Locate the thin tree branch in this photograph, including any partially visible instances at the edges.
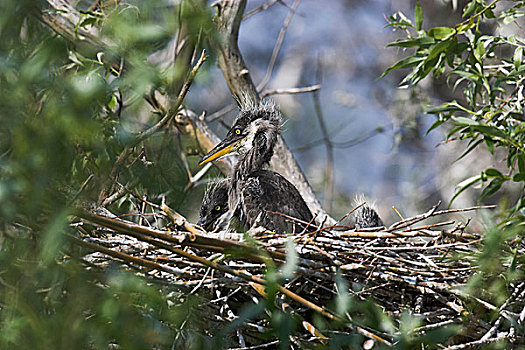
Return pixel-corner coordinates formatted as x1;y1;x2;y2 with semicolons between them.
243;0;280;19
313;56;334;213
260;84;321;98
256;0;301;91
211;0;333;223
136;50;207;144
70;234;190;277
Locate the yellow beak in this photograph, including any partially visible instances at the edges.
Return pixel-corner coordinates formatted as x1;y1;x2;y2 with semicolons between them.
199;139;242;165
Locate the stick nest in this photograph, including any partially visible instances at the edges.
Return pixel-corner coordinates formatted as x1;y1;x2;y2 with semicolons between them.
73;203;524;348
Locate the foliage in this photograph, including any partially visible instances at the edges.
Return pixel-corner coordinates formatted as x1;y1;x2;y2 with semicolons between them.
384;0;525;215
0;0;524;348
383;0;525;346
0;0;214;348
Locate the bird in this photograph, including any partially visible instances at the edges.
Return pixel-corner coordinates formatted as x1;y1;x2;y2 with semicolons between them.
197;178;231;232
199;100;314;233
353;196;384;229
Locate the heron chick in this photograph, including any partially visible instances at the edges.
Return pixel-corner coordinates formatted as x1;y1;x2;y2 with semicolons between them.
353;196;384;229
200;100;313;233
198;178;230;232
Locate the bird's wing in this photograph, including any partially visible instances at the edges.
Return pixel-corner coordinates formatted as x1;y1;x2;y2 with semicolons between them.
241;170;313;232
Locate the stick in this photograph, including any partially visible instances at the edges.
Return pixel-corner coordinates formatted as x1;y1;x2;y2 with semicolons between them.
69;235;190;278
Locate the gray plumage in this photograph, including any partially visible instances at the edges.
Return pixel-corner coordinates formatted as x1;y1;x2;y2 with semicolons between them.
198;179;230;232
200;100;313;233
353;197;384;229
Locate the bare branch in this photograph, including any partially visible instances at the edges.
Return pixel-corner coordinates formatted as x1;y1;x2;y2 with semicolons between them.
136;50;207;144
312;57;334;212
211;0;333;224
260;84;321;98
256;0;301;91
243;0;280;19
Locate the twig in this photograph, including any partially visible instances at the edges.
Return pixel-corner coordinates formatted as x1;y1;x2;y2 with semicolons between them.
356;239;482;251
256;0;301;91
264;210;321;231
292;127;382;153
336;201;366;225
243;0;290;20
388;203;495;231
401;220;455;232
227;340;280;349
392;206;404;220
260;84;321;98
69;235;189;277
443;332;508;350
206;103;237;122
136;50;207;144
313;55;334;213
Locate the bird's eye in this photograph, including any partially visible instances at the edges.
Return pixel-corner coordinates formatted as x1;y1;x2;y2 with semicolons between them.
235;129;241;135
214;205;221;211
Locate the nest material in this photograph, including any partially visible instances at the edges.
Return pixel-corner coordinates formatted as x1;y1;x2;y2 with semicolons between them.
73;203;524;348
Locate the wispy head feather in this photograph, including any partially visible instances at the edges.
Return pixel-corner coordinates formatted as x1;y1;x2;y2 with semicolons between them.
240;99;282;128
206;177;230;192
203;178;230;206
353;194;384;229
353;194;378;211
199;178;231;232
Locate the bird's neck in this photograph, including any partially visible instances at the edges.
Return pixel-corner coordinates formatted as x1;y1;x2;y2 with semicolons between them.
229;136;275;210
236;150;268;179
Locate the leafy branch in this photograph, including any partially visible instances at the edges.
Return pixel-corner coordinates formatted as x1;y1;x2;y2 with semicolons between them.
383;0;525;213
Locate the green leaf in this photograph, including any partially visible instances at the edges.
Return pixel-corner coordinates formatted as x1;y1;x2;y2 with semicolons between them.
484;168;503;178
513;46;523;70
335;273;351;316
471;125;507;139
426;119;445;134
40;210;68;265
379;56;426;78
428;26;456;40
108;94;118;110
456;138;482;161
80;17;98;28
455;42;469;55
509;65;525;77
518;153;525;174
386;36;434;48
427;101;460;114
485;137;494;154
385;11;415;29
446;125;467;140
484;8;496;19
479;177;504;201
426;39;453;62
452;116;479;126
448;175;481;207
463;1;477;18
513;173;525;182
415;1;423;31
501;9;525;25
280;239;298;278
474;40;486;61
457;17;475;33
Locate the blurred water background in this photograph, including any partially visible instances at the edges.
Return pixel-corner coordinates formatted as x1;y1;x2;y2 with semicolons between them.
187;0;470;224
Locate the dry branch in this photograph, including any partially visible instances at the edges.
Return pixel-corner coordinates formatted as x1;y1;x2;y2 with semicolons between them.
71;202;524;347
211;0;333;224
37;1;524;347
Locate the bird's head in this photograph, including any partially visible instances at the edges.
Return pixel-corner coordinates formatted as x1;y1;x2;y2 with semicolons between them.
197;178;230;231
199;100;281;165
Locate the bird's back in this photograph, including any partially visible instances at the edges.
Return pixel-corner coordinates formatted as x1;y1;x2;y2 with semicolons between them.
239;170;314;233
